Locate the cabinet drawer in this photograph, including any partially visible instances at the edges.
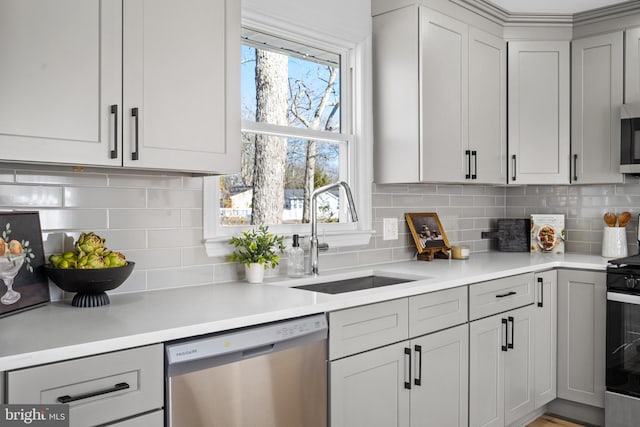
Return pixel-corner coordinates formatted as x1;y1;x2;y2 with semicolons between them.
329;298;408;360
469;273;534;320
7;344;163;427
409;286;468;337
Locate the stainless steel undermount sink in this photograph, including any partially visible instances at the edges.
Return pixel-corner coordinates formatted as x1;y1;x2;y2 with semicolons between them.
294;275;416;294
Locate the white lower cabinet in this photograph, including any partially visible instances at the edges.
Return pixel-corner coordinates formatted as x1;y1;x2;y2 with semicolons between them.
6;344;163;427
469;305;535;427
533;270;557;408
330;324;469;427
557;269;606;408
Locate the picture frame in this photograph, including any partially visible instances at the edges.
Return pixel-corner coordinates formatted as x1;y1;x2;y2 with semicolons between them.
405;212;450;260
0;211;49;318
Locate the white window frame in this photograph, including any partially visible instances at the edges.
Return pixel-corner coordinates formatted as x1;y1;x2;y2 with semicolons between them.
204;15;373;257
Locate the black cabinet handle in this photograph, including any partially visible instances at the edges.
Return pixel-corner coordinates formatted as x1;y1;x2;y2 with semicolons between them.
511;154;517;181
496;291;516;298
471;150;477;180
404;347;412;389
508;316;514;349
465;150;471;179
131;107;140;161
414;345;422;386
57;382;130;404
110;105;118;159
501;318;508;352
538;277;544;307
573;154;578;181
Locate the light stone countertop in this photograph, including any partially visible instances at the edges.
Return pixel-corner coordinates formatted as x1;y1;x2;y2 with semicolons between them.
0;251;611;371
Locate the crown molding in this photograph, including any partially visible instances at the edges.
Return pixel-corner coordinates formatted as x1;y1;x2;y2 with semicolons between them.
574;0;640;25
456;0;640;27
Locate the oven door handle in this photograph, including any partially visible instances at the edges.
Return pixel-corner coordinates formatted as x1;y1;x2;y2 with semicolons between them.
607;292;640;305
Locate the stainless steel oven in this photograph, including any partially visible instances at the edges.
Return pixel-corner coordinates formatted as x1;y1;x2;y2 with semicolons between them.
606;256;640;426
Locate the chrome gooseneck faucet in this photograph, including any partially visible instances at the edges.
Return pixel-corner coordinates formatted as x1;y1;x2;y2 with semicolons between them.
310;181;358;276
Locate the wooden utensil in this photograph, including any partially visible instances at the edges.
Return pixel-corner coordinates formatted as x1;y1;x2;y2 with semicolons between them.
604;212;617;227
618;211;632;228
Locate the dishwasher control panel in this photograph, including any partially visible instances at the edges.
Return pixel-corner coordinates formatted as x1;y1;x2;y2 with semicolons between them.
166;314;327;365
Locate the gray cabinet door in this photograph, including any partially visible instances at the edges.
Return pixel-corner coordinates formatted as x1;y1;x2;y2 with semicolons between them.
557;269;606;408
571;31;624;184
625;26;640;103
504;305;535;425
122;0;240;173
469;313;504;427
330;342;410;427
410;324;469;427
420;8;469;183
468;27;506;185
533;270;557;408
508;40;570;185
0;0;122;166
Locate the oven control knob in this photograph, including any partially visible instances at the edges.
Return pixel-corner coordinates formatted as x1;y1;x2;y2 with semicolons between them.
625;276;637;288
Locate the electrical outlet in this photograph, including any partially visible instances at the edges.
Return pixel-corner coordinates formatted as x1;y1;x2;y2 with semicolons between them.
383;218;398;240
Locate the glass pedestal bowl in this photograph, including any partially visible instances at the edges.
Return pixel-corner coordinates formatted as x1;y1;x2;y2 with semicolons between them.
0;253;26;305
44;262;135;307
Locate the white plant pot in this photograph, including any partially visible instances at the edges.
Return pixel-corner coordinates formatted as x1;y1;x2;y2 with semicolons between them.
244;263;265;284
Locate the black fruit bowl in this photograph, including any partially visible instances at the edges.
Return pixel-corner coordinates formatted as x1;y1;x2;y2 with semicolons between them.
44;262;135;307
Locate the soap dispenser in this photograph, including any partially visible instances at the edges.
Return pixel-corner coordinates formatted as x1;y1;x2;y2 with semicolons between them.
287;234;305;278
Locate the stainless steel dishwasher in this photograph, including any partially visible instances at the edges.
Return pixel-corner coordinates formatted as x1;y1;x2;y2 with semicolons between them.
165;314;328;427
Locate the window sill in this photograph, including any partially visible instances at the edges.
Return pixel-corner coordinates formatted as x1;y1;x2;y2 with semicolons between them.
204;229;375;258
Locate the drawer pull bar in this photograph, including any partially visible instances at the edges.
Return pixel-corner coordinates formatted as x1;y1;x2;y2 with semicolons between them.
131;107;140;161
404;347;412;390
414;345;422;386
537;277;544;307
57;382;130;404
110;104;118;159
508;316;514;349
495;291;516;298
501;318;508;352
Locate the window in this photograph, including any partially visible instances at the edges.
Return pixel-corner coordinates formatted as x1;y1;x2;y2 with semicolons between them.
204;22;372;255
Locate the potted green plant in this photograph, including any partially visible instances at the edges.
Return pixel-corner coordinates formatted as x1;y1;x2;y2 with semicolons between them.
229;226;286;283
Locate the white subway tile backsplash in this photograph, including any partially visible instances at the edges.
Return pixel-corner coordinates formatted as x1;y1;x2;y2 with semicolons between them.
64;187;146;208
0;169;15;183
109;209;181;229
0;185;62;207
182;246;213;266
39;209;108;230
95;229;148;251
108;174;183;188
147;188;202;209
17;171;108;186
181;209;203;227
147;266;214;290
124;248;182;269
148;228;202;248
3;161;638;295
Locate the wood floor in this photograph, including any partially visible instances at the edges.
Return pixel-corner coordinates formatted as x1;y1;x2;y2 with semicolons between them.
527;415;585;427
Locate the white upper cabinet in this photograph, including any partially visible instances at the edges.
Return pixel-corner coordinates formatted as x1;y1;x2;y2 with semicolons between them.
420;9;468;183
0;0;122;167
468;28;507;185
373;6;505;184
122;0;240;173
508;41;570;185
571;32;624;184
0;0;240;174
625;27;640;103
